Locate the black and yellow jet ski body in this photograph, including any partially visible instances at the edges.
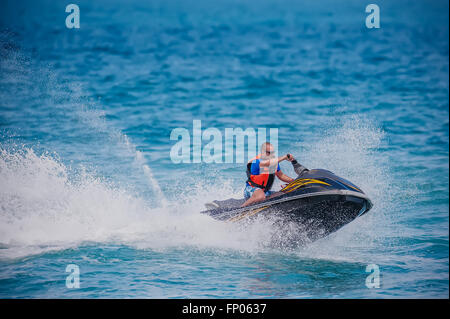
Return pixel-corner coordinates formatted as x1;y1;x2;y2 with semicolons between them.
201;169;373;243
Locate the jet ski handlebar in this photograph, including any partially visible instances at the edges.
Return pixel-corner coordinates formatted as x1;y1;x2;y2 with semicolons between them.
291;158;309;176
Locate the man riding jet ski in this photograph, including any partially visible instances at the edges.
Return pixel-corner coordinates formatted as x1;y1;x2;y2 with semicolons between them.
202;142;373;243
242;142;304;207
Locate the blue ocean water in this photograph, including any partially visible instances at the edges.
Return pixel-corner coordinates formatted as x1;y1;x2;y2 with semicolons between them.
0;0;448;298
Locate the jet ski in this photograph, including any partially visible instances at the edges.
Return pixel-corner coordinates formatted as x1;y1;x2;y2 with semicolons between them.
201;161;373;244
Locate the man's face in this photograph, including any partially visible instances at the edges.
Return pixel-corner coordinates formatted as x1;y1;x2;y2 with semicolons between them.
263;145;275;159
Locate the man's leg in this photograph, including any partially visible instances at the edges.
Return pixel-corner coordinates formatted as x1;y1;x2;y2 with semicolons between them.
241;188;266;207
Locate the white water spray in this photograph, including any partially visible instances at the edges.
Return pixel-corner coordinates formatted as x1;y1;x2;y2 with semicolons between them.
0;116;394;262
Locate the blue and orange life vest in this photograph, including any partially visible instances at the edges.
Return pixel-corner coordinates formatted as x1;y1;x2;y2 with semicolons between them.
246;154;280;191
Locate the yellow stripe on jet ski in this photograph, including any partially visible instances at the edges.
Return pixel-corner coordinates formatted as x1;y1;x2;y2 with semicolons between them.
227;206;269;223
341;183;362;192
281;179;331;193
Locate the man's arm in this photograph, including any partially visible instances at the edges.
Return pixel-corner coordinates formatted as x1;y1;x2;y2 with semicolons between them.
259;154;288;167
275;170;294;183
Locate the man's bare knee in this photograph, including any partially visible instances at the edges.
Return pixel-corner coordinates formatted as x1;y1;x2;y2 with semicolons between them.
253;190;266;201
241;189;266;207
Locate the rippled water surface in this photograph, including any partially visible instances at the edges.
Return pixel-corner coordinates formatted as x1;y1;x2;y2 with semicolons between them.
0;0;448;298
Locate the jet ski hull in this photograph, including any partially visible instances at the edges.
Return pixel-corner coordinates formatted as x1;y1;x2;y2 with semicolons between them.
201;169;373;244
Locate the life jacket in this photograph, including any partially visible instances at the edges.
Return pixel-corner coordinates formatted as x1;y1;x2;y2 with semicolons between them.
246;154;275;192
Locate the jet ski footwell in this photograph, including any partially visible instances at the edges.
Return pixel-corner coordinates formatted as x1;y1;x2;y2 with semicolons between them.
201;169;373;243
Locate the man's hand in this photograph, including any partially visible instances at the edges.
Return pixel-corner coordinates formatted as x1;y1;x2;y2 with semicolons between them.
286;154;296;162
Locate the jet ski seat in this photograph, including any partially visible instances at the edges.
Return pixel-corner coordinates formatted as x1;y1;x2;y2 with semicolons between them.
204;198;246;210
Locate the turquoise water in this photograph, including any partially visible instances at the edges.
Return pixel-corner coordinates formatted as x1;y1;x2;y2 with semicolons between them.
0;0;448;298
